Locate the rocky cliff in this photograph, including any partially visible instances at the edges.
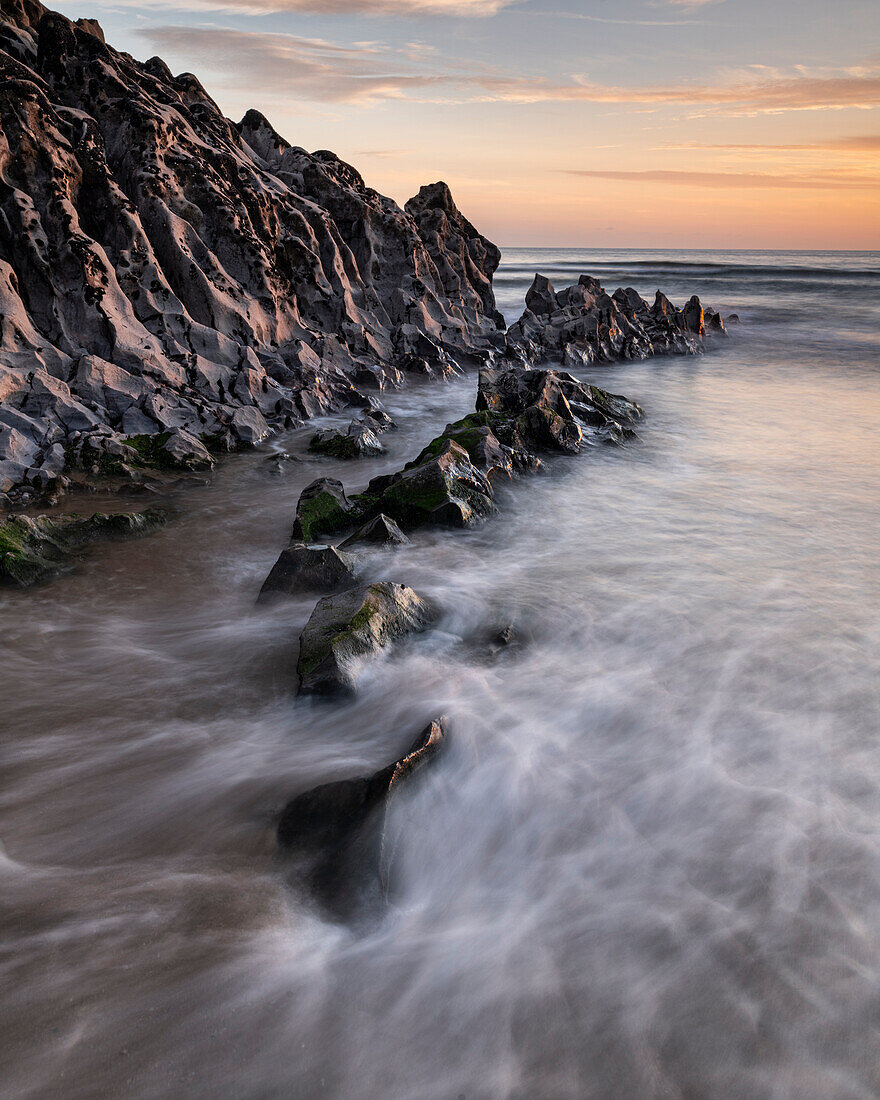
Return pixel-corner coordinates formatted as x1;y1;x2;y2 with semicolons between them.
0;3;503;501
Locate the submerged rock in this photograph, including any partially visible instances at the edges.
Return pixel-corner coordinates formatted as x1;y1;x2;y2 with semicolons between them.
296;581;438;696
277;716;448;920
258;544;357;603
0;506;167;587
308;423;384;460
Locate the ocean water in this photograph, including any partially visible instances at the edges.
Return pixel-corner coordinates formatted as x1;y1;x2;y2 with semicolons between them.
2;250;880;1099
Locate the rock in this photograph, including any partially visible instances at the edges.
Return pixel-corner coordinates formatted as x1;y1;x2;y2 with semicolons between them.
727;313;740;324
290;478;355;542
359;409;396;435
296;582;438;696
525;274;558;317
277;715;448;920
0;6;503;502
230;407;270;445
682;294;705;336
0;506;167;587
258;543;357;602
362;440;496;531
308;424;384;459
338;514;409;549
704;308;727;334
160;429;214;470
505;274;719;366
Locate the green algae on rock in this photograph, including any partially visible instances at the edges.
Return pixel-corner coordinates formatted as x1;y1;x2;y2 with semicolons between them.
296;582;438;696
0;507;168;587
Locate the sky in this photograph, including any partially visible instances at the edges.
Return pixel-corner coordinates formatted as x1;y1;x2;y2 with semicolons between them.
50;0;880;248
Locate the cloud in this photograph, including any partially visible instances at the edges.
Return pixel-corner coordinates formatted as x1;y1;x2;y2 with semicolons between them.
139;25;880;115
114;0;512;14
560;168;880;189
658;136;880;152
140;26;455;102
482;68;880;113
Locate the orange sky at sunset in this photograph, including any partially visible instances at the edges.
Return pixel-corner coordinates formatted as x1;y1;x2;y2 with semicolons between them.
51;0;880;247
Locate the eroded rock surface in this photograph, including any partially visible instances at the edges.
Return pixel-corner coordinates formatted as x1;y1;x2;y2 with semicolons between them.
0;4;502;503
506;274;726;367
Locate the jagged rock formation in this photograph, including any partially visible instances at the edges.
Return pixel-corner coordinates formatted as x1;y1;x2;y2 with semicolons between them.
280;365;644;551
505;275;726;368
0;4;502;502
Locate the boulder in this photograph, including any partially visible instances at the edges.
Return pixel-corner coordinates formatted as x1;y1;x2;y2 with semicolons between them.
338;514;410;549
363;440;496;531
308;424;384;459
277;715;448;919
258;544;357;602
296;582;438;696
291;478;355;542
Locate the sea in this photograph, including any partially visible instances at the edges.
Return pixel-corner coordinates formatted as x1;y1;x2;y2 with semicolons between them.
2;249;880;1098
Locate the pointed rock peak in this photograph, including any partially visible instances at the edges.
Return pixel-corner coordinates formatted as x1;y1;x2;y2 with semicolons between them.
525;274;558;317
74;18;104;43
405;181;456;215
237;108;289;151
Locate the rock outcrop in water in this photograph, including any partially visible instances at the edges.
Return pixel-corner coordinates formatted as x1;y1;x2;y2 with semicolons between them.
0;3;502;503
296;581;438;696
279;366;644;550
278;715;448;920
0;505;166;586
505;275;725;368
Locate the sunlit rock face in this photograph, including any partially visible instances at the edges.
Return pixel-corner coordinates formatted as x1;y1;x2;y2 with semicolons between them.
0;4;502;501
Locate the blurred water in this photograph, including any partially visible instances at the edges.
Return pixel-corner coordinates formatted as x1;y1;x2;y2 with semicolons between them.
2;250;880;1099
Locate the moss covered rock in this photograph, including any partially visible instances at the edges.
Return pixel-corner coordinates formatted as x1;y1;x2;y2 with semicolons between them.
363;440;496;531
0;507;168;587
297;581;438;696
290;478;358;542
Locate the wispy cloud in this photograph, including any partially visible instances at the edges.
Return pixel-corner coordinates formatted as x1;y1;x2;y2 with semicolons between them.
110;0;512;14
561;168;880;189
658;135;880;151
140;25;880;115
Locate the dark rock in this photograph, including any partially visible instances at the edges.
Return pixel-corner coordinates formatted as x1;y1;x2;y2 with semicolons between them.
338;514;409;550
277;715;448;920
258;543;357;602
363;440;496;531
290;478;354;542
682;294;705;336
502;273;722;367
308;424;384;459
0;506;167;587
296;581;438;696
359;409;396;435
0;9;502;504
